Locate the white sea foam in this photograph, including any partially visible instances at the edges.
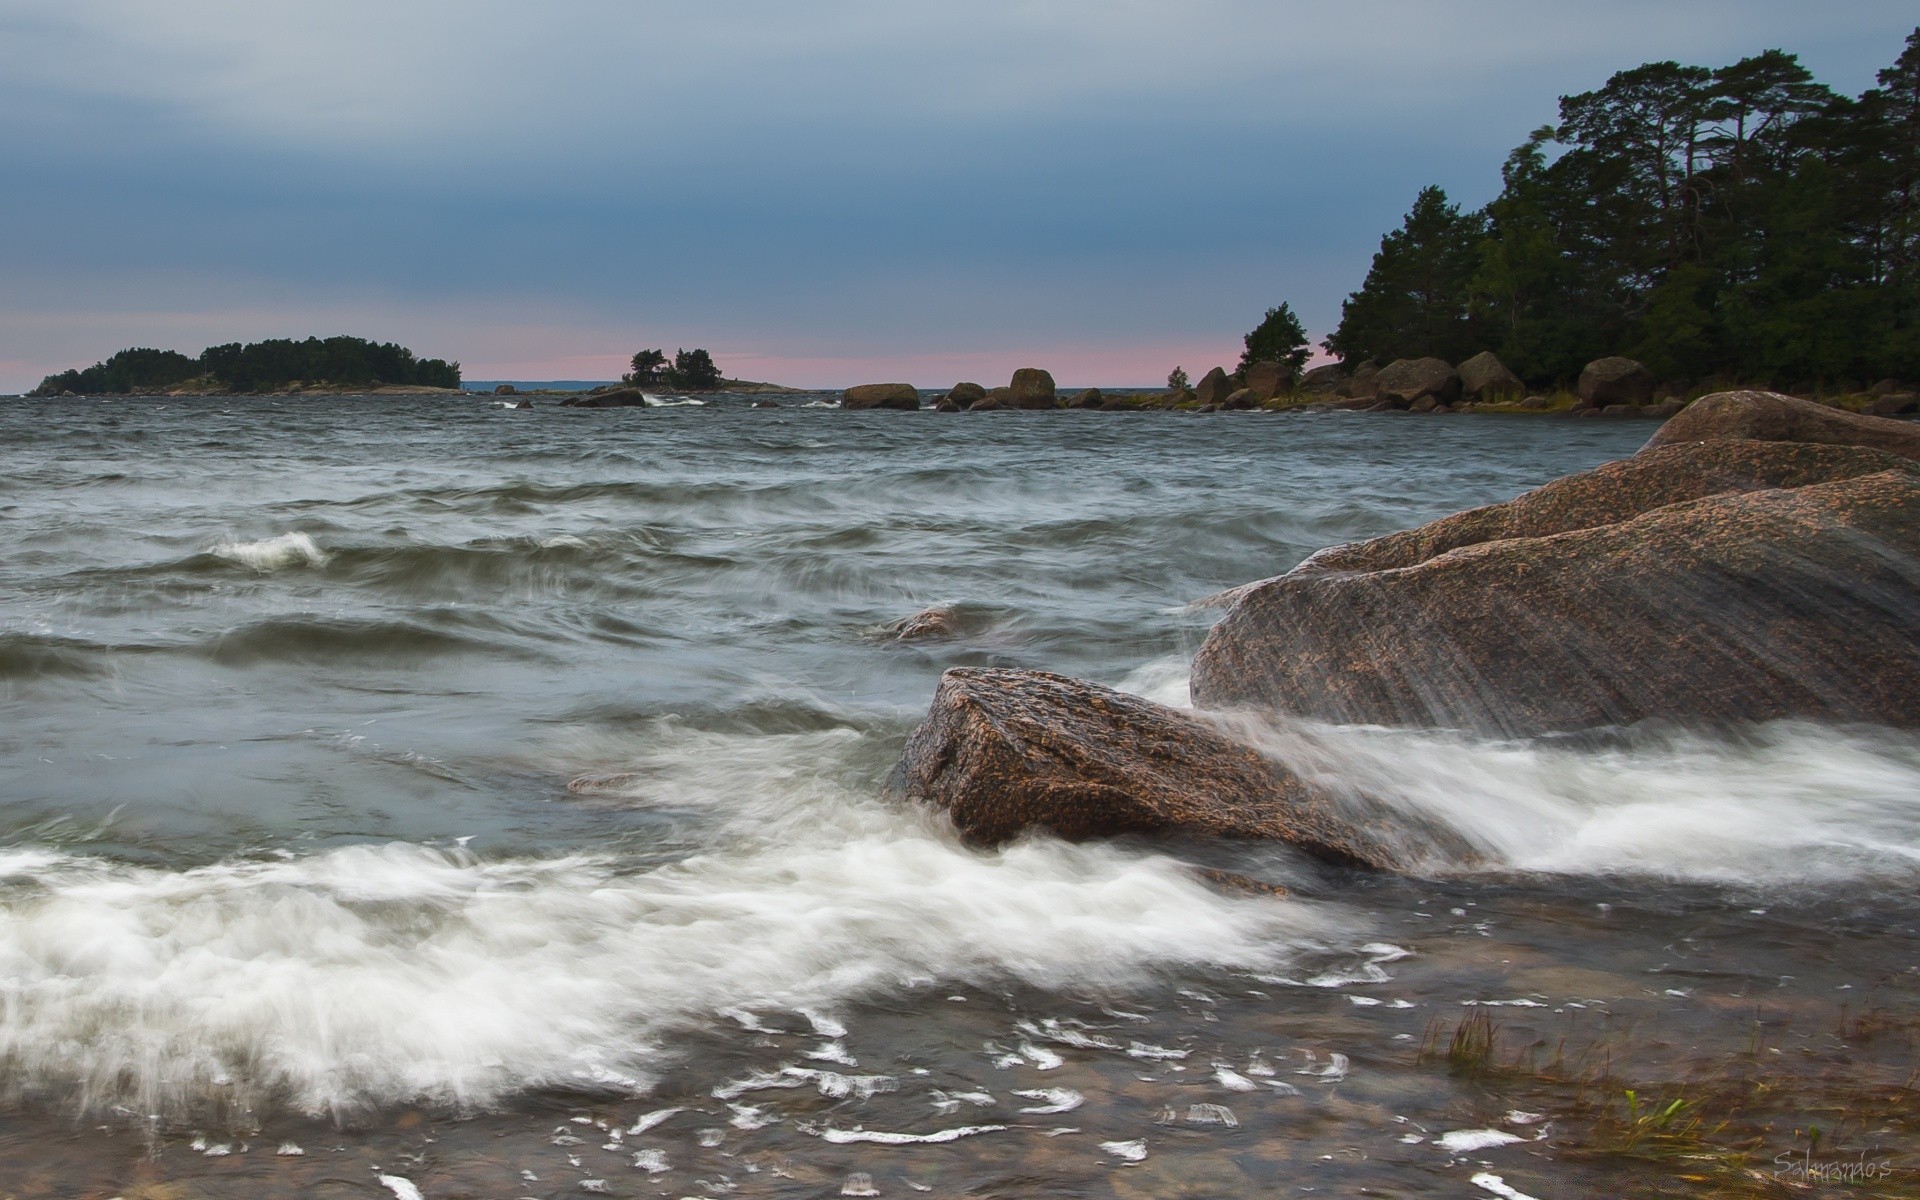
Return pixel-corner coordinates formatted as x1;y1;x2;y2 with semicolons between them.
0;790;1334;1119
209;531;329;570
1159;651;1920;885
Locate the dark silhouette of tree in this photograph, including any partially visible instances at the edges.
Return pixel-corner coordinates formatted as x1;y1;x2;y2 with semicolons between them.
625;349;667;385
663;348;722;390
1238;303;1312;382
33;336;460;395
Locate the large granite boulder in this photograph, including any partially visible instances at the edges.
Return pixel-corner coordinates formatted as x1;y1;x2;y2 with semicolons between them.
843;383;921;410
1376;358;1462;408
1297;363;1346;395
1244;361;1288;401
1577;357;1655;409
1644;390;1920;463
1191;449;1920;735
949;381;987;407
1457;351;1523;402
1344;361;1382;400
1068;387;1105;409
1009;368;1057;409
1296;440;1911;576
1194;367;1235;407
885;668;1409;868
562;387;650;408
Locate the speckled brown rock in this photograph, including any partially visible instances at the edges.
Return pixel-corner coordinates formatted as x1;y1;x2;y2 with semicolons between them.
1644;390;1920;462
1191;467;1920;734
883;607;960;640
1376;358;1461;408
886;668;1406;867
842;383;920;410
1297;440;1914;577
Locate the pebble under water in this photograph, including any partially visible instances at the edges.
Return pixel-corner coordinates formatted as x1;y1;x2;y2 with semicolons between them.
1;393;1916;1198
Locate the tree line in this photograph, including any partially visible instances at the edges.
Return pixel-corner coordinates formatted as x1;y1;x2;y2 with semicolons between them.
624;347;723;390
1319;27;1920;389
32;336;461;395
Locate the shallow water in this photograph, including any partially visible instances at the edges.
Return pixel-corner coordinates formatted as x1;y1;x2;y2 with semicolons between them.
1;394;1915;1197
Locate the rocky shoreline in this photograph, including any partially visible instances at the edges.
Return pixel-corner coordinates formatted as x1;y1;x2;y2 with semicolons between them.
885;391;1920;867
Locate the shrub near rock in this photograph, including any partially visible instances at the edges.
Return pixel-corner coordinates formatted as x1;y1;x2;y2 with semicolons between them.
1457;351;1523;402
842;383;921;410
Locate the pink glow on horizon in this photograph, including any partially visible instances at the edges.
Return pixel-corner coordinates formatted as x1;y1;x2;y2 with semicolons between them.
463;341;1261;390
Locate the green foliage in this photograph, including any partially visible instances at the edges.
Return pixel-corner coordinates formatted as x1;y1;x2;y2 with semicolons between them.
1326;186;1487;365
35;336;460;395
1330;26;1920;386
1167;365;1189;391
662;347;722;390
625;348;667;385
1239;303;1312;381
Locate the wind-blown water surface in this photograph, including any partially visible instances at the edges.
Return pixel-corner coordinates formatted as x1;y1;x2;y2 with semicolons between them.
2;395;1915;1196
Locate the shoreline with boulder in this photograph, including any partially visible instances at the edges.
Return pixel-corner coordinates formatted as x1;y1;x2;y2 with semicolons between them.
839;354;1920;420
884;391;1920;868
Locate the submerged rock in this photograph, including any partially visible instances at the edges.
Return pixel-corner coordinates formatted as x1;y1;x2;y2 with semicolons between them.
883;607;961;641
1192;448;1920;735
885;668;1405;867
1644;389;1920;462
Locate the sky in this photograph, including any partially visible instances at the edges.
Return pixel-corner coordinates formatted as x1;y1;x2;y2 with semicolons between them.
1;2;1915;391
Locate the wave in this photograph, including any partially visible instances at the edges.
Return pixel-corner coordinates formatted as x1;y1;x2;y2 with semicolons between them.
209;532;329;571
1231;712;1920;888
199;614;531;666
0;826;1337;1121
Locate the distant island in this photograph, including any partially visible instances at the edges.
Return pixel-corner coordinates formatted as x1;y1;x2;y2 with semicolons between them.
30;336;462;396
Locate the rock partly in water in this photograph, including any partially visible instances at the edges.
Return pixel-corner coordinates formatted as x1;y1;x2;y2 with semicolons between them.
1644;390;1920;462
1192;446;1920;735
885;667;1410;868
1223;388;1259;410
949;381;987;408
1194;367;1235;407
1010;368;1058;409
1577;357;1655;409
1376;358;1462;408
1068;387;1105;409
1456;351;1523;403
883;607;962;641
842;383;921;410
562;388;650;408
493;383;518;395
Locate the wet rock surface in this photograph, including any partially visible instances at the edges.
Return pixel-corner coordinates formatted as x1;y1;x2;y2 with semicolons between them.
1296;439;1915;576
1191;465;1920;735
1645;388;1920;462
842;384;921;411
886;667;1408;868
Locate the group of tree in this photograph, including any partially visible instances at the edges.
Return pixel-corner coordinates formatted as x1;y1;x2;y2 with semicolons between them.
624;347;723;390
1323;26;1920;388
33;336;460;395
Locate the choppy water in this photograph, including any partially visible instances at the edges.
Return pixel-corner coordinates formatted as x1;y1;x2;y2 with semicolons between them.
2;393;1916;1197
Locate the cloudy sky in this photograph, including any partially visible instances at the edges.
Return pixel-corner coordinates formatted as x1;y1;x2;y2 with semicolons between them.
2;2;1914;390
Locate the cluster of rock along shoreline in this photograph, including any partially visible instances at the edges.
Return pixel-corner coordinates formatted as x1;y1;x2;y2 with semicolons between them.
880;391;1920;875
840;353;1920;418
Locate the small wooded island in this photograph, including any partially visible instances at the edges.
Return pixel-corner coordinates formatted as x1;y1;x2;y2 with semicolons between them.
30;336;463;396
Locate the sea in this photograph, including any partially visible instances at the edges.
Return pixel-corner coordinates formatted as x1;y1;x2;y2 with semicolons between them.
1;392;1915;1198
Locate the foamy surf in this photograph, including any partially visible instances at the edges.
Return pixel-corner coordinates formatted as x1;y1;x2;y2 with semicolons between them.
209;531;329;570
0;822;1335;1121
